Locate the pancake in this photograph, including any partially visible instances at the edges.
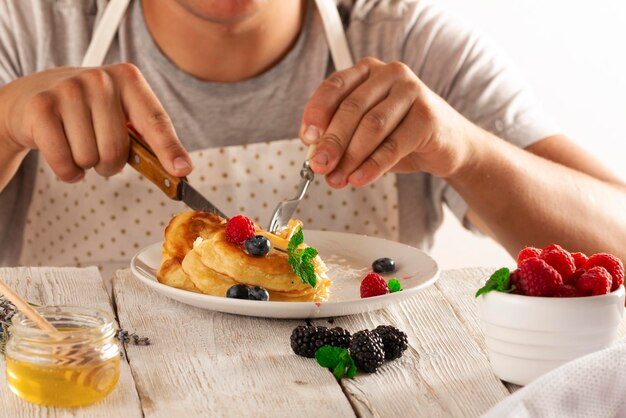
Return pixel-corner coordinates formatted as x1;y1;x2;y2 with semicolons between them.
182;242;331;302
181;248;239;295
157;211;331;302
157;211;225;292
197;230;315;294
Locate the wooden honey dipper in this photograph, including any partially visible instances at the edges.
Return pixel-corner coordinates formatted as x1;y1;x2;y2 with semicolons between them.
0;277;58;334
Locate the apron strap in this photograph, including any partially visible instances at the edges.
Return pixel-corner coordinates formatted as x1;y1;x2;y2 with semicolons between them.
81;0;355;71
81;0;131;67
314;0;354;70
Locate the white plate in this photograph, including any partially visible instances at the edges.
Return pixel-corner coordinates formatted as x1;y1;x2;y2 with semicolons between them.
130;230;439;319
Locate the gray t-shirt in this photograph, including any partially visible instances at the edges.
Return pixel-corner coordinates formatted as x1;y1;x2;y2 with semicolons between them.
0;0;560;265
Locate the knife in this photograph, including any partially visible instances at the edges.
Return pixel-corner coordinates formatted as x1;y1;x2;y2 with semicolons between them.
126;126;228;219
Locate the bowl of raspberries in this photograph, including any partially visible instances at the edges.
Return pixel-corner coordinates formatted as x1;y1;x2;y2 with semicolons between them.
475;244;625;386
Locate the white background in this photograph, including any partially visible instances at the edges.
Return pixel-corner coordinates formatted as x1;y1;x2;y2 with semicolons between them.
430;0;626;269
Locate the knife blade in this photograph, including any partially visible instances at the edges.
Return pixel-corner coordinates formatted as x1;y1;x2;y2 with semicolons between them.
126;126;228;219
178;180;228;218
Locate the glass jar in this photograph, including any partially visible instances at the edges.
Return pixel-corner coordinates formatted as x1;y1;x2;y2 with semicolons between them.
5;305;120;407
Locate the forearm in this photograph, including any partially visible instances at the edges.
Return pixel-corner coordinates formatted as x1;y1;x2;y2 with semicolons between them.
447;128;626;260
0;144;27;192
0;86;28;192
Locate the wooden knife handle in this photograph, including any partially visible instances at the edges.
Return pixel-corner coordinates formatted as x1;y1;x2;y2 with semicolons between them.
127;126;183;200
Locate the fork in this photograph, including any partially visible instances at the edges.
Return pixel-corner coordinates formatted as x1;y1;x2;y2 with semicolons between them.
267;147;315;233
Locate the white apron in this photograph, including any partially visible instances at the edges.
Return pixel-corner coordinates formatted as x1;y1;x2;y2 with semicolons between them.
19;0;400;271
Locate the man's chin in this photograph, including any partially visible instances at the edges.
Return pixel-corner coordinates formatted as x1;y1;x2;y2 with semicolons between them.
174;0;268;24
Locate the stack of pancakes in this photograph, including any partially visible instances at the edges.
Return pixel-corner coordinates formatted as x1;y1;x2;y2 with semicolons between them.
157;211;331;302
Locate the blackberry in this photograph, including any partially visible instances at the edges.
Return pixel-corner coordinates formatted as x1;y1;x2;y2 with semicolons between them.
349;330;384;373
290;326;352;358
325;327;351;349
290;326;330;358
373;325;408;360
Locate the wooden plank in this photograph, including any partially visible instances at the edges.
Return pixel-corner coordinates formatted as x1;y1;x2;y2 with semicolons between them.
434;268;523;395
0;267;142;418
113;269;356;418
433;268;492;355
314;269;510;418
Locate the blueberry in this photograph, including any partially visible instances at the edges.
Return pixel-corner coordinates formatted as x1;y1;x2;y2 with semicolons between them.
226;284;250;299
245;235;271;256
248;286;270;301
372;257;396;273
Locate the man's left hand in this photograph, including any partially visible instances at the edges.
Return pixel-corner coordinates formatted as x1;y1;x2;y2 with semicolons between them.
300;57;474;187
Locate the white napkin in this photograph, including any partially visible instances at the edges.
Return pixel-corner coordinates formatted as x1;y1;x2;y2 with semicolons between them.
483;339;626;418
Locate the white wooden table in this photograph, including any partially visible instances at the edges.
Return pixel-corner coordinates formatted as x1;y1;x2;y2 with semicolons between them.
1;266;624;418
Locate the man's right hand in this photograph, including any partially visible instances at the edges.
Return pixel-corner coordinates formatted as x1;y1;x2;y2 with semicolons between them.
0;64;192;183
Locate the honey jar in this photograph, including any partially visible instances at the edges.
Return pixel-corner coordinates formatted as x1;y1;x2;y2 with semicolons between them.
5;305;120;407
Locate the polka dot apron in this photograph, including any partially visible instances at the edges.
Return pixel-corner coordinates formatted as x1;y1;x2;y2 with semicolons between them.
18;0;400;269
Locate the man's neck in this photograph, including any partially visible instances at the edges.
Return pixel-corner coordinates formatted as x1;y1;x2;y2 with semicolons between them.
142;0;307;83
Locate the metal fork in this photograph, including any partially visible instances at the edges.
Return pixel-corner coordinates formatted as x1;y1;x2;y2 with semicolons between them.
267;148;315;233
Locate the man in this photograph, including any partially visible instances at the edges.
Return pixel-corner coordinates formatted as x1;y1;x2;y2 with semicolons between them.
0;0;624;267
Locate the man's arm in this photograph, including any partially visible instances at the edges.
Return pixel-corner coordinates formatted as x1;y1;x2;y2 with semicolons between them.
0;85;28;190
459;133;626;260
299;57;626;260
0;138;28;192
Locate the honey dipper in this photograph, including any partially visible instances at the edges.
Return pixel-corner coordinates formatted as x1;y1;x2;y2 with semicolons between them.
0;277;58;334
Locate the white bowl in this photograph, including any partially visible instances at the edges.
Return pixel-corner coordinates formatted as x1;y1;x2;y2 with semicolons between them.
477;285;625;385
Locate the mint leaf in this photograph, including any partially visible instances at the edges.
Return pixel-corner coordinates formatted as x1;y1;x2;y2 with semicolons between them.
301;246;318;259
315;346;356;380
346;357;357;378
300;260;317;288
315;346;342;368
388;279;402;293
475;267;513;297
287;227;319;287
288;227;304;254
333;360;346;379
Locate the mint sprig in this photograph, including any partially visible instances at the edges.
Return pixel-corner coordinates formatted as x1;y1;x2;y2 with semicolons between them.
388;279;402;293
475;267;514;297
287;227;318;287
315;346;356;379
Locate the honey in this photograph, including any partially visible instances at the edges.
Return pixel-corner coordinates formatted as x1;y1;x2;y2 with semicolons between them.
5;307;120;407
6;355;119;407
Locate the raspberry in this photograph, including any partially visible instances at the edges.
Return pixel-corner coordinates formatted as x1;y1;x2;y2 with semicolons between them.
225;215;256;244
586;253;624;291
554;285;581;298
541;243;565;255
571;252;588;270
576;266;612;296
517;247;541;266
540;248;576;281
517;257;563;297
565;268;585;286
360;273;389;298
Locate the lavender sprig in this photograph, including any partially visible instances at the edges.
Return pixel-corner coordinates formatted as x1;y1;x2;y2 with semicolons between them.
116;329;151;346
0;296;17;354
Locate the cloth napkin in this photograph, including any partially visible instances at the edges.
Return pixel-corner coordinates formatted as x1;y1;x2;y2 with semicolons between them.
483;339;626;417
